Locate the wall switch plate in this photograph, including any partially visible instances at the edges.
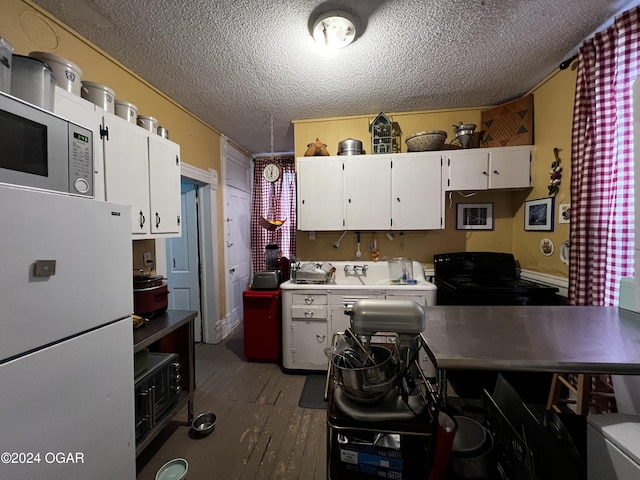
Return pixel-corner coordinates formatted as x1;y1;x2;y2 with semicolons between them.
143;251;152;264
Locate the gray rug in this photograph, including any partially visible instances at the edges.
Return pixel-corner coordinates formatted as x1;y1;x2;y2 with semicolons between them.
298;374;327;409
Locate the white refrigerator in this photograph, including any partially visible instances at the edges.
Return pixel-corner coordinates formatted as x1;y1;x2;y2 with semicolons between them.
0;185;136;479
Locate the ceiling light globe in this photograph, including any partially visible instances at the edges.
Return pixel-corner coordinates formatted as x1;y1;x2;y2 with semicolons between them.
311;10;356;49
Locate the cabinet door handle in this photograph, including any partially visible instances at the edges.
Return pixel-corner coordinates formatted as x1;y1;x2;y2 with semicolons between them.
396;197;401;202
139;211;146;228
230;268;235;274
304;296;314;304
316;334;326;342
482;171;488;176
493;170;500;175
305;311;314;318
227;241;234;247
155;212;161;227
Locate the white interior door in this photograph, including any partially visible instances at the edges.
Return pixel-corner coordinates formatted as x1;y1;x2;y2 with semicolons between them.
222;138;252;338
225;187;251;333
166;181;202;341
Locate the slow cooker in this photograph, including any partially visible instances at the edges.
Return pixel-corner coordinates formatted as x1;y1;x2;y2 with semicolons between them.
133;274;169;317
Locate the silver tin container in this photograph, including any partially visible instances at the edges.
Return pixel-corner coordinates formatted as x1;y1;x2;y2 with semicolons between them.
11;54;55;111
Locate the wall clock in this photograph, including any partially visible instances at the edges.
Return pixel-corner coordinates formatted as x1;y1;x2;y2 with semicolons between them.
263;162;282;182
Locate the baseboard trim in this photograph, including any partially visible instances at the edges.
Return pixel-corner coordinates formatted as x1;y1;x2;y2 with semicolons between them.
520;269;568;297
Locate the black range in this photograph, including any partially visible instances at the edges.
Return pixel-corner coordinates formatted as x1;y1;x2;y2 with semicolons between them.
434;251;561;306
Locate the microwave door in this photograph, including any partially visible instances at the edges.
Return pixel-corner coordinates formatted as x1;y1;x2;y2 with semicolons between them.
0;98;69;193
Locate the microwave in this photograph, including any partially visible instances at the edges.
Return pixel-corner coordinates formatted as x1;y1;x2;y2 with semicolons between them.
134;352;182;441
0;91;94;197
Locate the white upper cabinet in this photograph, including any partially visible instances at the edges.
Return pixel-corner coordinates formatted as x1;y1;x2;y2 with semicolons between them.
102;113;150;235
297;156;344;231
344;155;391;230
148;135;181;235
296;153;444;231
391;152;443;230
444;145;532;191
53;87;181;238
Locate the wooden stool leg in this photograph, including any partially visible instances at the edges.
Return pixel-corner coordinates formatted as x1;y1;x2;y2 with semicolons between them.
547;372;591;415
547;373;562;413
575;374;590;415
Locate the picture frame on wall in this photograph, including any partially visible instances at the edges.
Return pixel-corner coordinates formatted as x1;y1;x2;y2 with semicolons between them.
456;202;494;230
524;197;554;231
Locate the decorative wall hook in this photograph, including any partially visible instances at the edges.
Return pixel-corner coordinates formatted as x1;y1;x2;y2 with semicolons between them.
548;147;563;195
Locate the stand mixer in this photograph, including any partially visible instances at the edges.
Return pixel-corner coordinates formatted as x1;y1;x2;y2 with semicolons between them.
326;299;439;479
349;298;425;366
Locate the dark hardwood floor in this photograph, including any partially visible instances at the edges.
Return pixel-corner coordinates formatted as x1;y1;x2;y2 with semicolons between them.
136;327;327;480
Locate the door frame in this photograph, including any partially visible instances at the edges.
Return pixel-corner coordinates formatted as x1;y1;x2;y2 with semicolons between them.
156;162;221;343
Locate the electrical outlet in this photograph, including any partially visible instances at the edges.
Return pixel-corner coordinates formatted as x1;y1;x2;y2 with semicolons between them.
143;251;152;264
309;231;316;240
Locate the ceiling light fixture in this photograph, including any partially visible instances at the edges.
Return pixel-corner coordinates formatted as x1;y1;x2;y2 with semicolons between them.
311;10;356;49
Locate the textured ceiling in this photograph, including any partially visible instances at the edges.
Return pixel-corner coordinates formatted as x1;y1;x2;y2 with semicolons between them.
32;0;640;155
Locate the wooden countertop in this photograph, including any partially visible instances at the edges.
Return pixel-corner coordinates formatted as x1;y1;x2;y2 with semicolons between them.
422;305;640;374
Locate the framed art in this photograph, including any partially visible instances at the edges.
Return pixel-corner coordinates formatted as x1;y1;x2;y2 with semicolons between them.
456;202;494;230
524;197;554;231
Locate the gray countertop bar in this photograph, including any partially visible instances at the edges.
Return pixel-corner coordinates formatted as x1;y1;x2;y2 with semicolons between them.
422;306;640;374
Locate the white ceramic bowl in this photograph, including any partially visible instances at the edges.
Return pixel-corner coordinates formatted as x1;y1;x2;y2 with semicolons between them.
155;458;188;480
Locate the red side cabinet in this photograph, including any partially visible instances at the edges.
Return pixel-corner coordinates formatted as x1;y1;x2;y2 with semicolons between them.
242;289;281;362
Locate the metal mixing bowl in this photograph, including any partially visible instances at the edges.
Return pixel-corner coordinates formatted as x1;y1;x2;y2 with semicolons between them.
191;412;217;436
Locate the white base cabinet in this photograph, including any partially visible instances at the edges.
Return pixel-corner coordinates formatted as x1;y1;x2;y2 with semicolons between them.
53;87;181;238
282;292;329;370
281;287;435;371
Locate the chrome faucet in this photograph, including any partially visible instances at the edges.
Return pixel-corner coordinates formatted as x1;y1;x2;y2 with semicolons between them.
353;265;368;274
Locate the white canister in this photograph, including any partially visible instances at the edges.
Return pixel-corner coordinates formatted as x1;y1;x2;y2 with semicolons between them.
81;80;115;113
0;37;14;94
29;51;82;96
157;126;169;139
137;115;158;133
11;54;55;111
115;99;138;123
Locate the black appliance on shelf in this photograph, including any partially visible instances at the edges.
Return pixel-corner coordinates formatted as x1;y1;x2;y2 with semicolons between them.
134;352;181;441
433;252;561;404
434;252;561;306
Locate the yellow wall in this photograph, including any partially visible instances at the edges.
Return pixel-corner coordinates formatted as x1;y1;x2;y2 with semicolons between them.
1;0;229;315
513;67;576;277
292;71;577;276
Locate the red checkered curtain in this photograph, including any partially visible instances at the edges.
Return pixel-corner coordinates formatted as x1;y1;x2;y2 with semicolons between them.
569;6;639;305
250;156;296;272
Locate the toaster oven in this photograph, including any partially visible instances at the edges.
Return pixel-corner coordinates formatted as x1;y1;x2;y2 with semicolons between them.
134;352;181;441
